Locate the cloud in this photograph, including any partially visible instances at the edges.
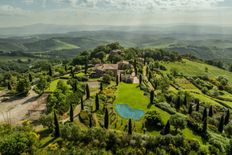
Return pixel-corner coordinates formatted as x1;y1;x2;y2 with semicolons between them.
0;5;26;15
53;0;225;10
23;0;34;5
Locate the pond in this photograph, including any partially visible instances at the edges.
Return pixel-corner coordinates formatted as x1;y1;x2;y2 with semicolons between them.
115;104;145;120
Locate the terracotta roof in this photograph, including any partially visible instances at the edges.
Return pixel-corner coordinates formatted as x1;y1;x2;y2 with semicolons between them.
95;64;118;71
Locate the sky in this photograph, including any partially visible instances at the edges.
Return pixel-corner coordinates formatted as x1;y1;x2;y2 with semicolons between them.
0;0;231;27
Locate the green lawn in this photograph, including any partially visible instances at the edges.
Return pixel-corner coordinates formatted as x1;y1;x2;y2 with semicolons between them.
45;79;70;92
114;83;149;110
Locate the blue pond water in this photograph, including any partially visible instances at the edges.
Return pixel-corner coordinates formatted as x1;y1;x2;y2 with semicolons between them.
115;104;145;120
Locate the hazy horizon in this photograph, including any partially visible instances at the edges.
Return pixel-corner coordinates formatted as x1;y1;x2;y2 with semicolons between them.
0;0;232;28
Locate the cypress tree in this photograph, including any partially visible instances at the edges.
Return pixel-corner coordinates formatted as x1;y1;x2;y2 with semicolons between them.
84;58;88;75
8;81;12;90
128;119;132;135
100;82;103;92
89;114;92;128
188;104;193;115
150;90;154;104
202;117;207;133
202;107;207;121
69;104;74;122
139;74;142;85
196;100;200;112
29;73;32;82
175;96;181;110
86;84;90;99
53;111;60;137
104;108;109;129
95;94;99;111
49;65;52;77
184;95;188;106
71;68;74;78
218;115;224;133
81;96;84;110
162;120;170;135
119;74;122;82
116;74;119;86
134;59;137;76
209;106;213;117
225;109;230;125
148;71;152;81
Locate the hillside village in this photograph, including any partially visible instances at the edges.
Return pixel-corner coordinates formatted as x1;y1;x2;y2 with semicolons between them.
0;43;232;154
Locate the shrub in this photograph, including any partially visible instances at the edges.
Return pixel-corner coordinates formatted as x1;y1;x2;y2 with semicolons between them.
156;102;176;114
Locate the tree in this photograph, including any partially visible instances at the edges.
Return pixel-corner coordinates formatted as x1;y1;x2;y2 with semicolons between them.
139;74;142;85
133;59;137;76
86;84;90;99
70;67;75;78
169;114;187;132
227;140;232;155
7;81;12;90
89;114;92;128
161;120;170;135
150;90;155;104
84;58;88;75
202;117;207;133
225;124;232;137
104;108;109;129
95;94;99;111
119;73;122;82
202;107;207;121
188;104;193;115
128;119;132;135
144;110;163;129
29;73;32;82
49;65;53;77
116;74;119;86
100;82;103;92
195;99;200;111
69;104;74;122
218;115;224;133
175;96;181;110
54;111;60;137
225;109;230;125
209;106;213;117
184;95;188;106
81;96;84;110
16;77;31;96
39;114;53;131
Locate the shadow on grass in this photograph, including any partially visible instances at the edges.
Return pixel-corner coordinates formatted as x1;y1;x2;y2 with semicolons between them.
40;137;57;148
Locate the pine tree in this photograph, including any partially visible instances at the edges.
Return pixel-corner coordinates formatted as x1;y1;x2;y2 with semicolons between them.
175;96;181;110
128;119;132;135
218;115;224;133
100;82;103;92
162;120;170;135
150;90;154;104
86;84;90;99
81;96;84;110
209;106;213;117
202;117;207;133
139;74;142;85
225;109;230;125
188;104;193;115
54;111;60;137
104;108;109;129
95;94;99;111
8;81;12;90
202;107;207;121
69;104;74;122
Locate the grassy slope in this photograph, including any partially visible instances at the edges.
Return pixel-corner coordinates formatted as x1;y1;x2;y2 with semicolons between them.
162;59;232;85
